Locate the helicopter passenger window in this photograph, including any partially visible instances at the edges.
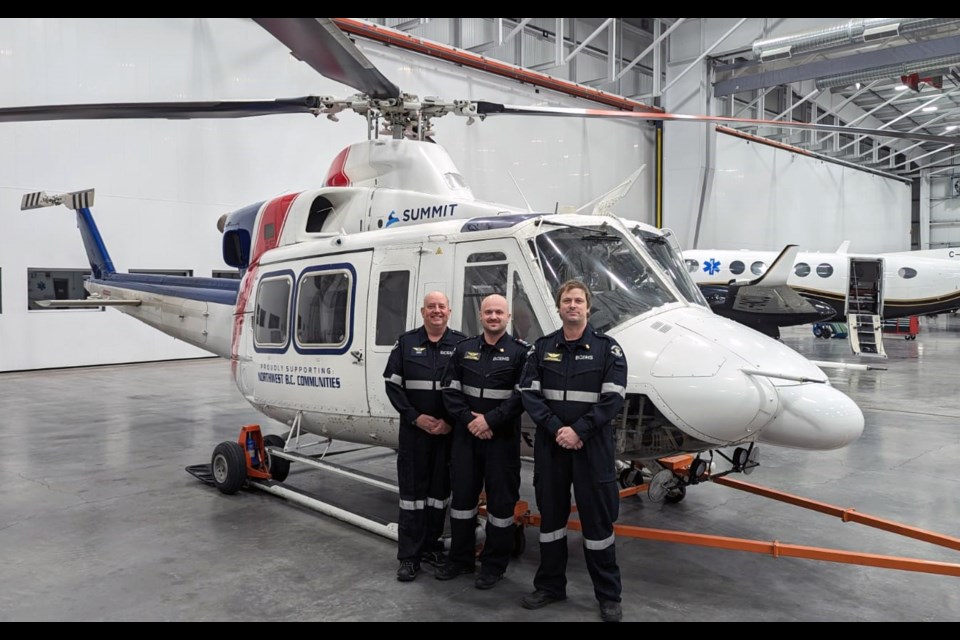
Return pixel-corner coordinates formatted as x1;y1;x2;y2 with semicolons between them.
254;277;292;346
297;271;351;347
462;254;507;337
511;271;543;342
376;271;410;345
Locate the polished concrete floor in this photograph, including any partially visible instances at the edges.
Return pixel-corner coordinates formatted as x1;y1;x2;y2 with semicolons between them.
2;316;959;621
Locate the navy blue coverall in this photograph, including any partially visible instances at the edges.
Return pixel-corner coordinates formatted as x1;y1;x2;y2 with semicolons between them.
384;325;466;566
440;332;529;577
519;325;627;604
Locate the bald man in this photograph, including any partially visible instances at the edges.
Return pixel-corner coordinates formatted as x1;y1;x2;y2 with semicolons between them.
438;294;530;589
384;291;466;582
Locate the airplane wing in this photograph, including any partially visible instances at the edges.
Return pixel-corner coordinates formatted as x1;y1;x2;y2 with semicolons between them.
34;299;141;308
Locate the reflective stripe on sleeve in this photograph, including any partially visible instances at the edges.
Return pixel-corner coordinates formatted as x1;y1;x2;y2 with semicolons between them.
385;374;403;386
446;380;462;391
519;380;541;392
483;389;513;400
542;389;564;401
601;382;626;397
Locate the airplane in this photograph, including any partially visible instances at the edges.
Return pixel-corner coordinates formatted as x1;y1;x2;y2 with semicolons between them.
683;242;960;349
13;17;935;507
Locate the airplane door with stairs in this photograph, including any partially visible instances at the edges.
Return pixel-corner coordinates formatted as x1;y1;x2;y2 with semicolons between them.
845;257;886;357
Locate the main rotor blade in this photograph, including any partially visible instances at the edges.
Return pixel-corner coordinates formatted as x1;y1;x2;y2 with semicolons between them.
0;97;325;122
477;103;960;147
254;18;400;101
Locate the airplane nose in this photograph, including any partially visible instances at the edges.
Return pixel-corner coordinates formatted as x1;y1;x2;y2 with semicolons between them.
759;382;864;450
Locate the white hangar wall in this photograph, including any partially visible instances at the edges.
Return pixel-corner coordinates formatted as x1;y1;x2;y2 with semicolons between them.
699;132;911;252
661;18;912;252
0;18;654;372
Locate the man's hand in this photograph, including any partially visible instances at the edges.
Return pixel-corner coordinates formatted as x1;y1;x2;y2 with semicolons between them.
415;414;450;435
555;426;583;450
467;412;493;440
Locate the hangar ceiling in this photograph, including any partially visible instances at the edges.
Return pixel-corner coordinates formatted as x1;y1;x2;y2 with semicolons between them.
366;18;960;179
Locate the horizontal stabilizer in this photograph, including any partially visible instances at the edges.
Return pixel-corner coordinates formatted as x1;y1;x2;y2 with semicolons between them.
34;299;141;308
21;188;95;211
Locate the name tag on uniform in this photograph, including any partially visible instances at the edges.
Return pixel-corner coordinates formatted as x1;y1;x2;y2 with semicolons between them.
492;356;510;362
575;354;594;361
544;352;562;363
464;351;481;361
440;350;454;356
411;347;427;357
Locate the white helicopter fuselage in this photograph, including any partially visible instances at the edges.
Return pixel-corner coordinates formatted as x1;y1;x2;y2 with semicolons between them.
76;140;863;461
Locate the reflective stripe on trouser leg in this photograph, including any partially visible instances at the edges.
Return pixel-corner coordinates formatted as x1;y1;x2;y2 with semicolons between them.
573;453;622;603
532;431;572;597
478;432;522;576
448;430;484;566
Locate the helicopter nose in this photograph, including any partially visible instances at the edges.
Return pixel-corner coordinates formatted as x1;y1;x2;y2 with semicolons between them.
759;382;864;450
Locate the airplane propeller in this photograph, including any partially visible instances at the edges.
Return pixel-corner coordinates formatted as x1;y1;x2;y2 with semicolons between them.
1;17;958;150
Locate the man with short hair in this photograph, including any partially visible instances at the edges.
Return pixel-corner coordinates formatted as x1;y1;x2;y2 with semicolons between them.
518;280;627;622
384;291;466;582
438;294;529;589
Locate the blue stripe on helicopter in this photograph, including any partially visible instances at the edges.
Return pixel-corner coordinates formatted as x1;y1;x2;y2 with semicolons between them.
90;273;240;306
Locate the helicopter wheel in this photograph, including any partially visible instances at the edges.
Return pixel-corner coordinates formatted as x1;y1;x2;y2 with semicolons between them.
211;441;247;495
263;434;291;482
664;484;687;504
511;524;527;557
618;466;642;488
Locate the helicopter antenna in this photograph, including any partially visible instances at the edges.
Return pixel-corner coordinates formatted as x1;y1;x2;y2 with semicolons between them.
507;170;534;213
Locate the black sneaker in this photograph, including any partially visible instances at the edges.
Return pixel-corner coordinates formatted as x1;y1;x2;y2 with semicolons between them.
520;589;566;610
420;550;448;568
474;572;503;590
396;560;419;582
434;562;475;580
599;600;622;622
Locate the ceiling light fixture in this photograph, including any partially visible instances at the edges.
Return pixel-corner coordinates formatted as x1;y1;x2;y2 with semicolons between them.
923;106;938;112
895;84;910;91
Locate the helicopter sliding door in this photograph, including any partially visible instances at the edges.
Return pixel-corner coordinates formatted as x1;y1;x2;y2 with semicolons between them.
452;239;552;342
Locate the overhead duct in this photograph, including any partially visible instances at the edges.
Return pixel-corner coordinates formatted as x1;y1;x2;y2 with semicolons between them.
752;18;960;61
815;54;960;89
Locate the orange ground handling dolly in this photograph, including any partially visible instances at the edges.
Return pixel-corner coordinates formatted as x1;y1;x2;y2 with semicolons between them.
506;454;960;578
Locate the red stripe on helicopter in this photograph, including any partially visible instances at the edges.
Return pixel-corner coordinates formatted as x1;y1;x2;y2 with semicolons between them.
231;193;301;365
324;146;351;187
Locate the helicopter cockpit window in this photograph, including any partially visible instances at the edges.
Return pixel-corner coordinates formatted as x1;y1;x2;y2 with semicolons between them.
296;270;351;348
633;228;708;307
254;276;292;347
376;270;410;346
535;225;677;332
462;253;507;337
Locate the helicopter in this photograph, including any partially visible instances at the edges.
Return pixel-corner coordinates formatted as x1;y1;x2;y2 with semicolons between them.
9;17;920;500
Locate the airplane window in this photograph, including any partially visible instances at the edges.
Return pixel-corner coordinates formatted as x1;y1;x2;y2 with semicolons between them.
684;259;699;273
794;263;811;277
816;263;834;278
297;271;351;347
254;276;291;346
898;267;917;279
511;271;544;342
534;225;677;332
462;261;507;336
730;261;745;275
376;271;410;345
751;261;767;276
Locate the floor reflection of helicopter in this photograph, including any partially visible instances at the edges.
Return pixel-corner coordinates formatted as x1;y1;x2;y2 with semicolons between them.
11;17;922;500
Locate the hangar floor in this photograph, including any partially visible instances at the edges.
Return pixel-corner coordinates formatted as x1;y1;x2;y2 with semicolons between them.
2;316;959;622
